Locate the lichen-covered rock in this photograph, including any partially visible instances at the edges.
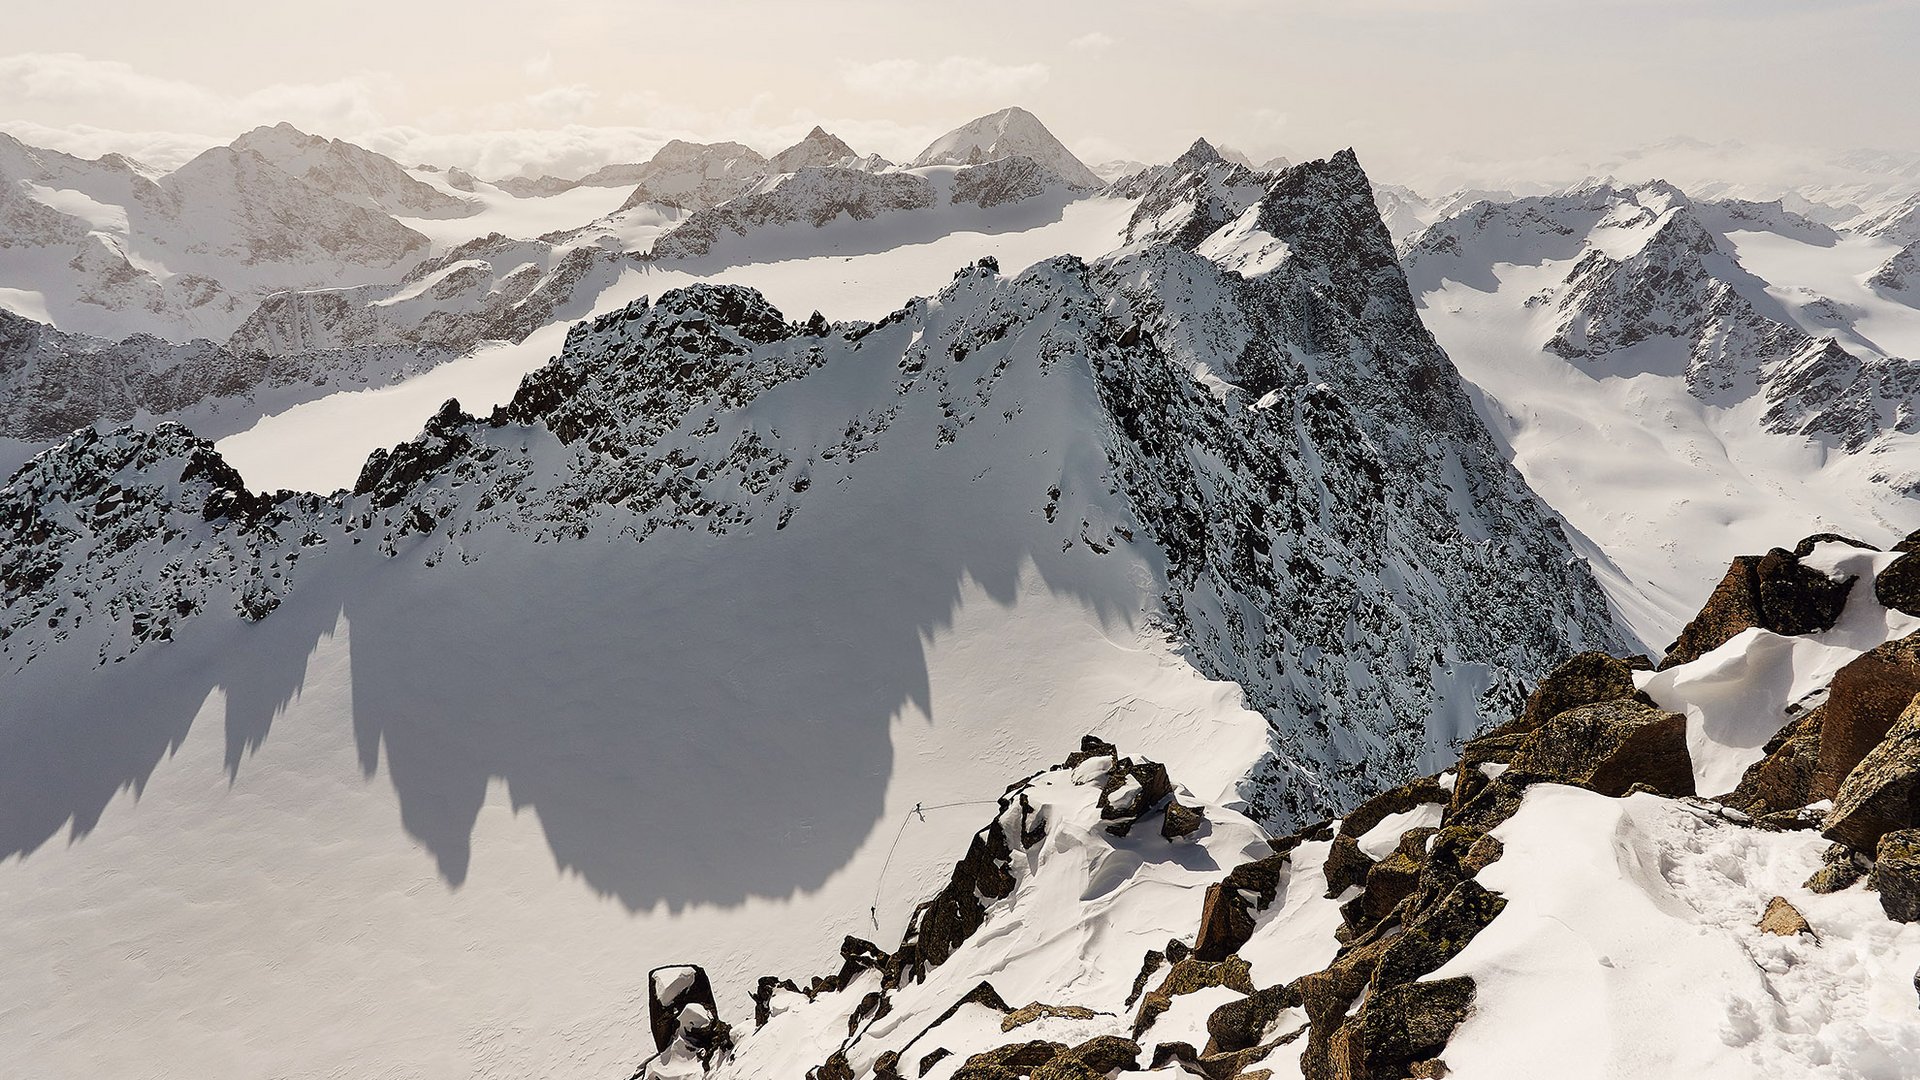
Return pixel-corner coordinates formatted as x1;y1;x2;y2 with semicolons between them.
1133;956;1256;1037
1823;693;1920;850
1509;699;1695;797
1814;635;1920;801
1660;548;1854;669
1002;1002;1099;1033
1195;850;1292;961
1369;880;1508;994
1872;829;1920;922
1518;650;1654;729
1351;977;1477;1080
1804;842;1871;894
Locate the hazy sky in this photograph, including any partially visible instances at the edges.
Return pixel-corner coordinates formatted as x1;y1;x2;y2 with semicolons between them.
5;0;1919;188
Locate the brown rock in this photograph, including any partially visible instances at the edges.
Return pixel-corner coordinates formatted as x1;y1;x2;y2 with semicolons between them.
1895;529;1920;555
1661;549;1853;669
1508;699;1695;797
1823;691;1920;850
1520;651;1655;730
1724;704;1825;816
1132;956;1256;1037
1323;833;1375;899
1815;635;1920;801
1002;1002;1099;1033
1793;532;1878;558
1195;850;1292;961
1448;731;1529;819
1354;977;1477;1080
1877;551;1920;618
1161;797;1204;841
1757;896;1815;937
1873;829;1920;923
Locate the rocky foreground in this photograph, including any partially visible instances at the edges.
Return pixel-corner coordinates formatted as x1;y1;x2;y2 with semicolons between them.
640;533;1920;1080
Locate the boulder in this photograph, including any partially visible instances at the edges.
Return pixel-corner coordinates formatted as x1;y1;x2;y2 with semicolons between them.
1757;896;1815;937
1823;693;1920;850
1448;731;1528;818
1873;829;1920;923
1723;704;1824;816
1508;699;1695;797
1518;651;1654;730
1896;528;1920;555
1002;1002;1099;1032
1132;956;1254;1037
1804;842;1871;894
1160;797;1204;841
1194;850;1290;961
1353;977;1477;1080
1205;983;1300;1055
648;964;722;1054
1661;549;1853;669
1814;635;1920;800
1877;551;1920;618
1793;532;1878;558
1369;880;1508;994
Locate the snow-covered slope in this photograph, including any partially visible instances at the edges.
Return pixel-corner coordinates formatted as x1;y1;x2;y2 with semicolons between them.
911;107;1103;191
0;130;434;341
614;140;772;213
229;122;478;219
1404;182;1920;643
642;531;1920;1080
0;152;1622;1079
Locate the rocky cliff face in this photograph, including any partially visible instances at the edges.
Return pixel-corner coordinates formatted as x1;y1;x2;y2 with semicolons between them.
1111;138;1274;250
1;154;1625;829
228;123;478;219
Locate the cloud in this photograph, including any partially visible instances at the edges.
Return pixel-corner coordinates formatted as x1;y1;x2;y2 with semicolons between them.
0;51;396;137
523;52;554;80
522;84;599;125
1068;31;1115;52
841;56;1049;100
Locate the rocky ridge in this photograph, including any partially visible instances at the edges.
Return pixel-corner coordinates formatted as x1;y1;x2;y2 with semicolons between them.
634;528;1920;1080
1;154;1624;834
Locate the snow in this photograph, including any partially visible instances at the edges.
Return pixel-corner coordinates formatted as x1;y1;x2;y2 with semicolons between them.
398;169;637;251
1437;785;1920;1079
1638;545;1920;795
1354;800;1447;860
1414;242;1920;649
1194;204;1292;277
217;196;1136;493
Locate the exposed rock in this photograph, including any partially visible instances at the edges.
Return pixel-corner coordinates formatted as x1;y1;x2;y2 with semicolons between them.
1097;756;1173;836
1873;829;1920;922
1448;731;1529;818
1350;977;1477;1080
1206;983;1300;1055
1876;551;1920;617
1823;692;1920;850
1814;635;1920;800
1724;704;1825;816
1661;549;1854;669
1322;833;1374;898
1369;880;1508;993
1133;956;1256;1037
1194;850;1292;961
1519;650;1654;730
1896;529;1920;555
1804;841;1872;894
644;964;732;1069
1003;1002;1099;1033
1161;797;1205;841
1757;896;1816;937
1793;532;1878;558
1508;699;1695;797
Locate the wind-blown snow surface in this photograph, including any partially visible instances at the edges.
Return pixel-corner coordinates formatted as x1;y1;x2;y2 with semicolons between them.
1440;786;1920;1079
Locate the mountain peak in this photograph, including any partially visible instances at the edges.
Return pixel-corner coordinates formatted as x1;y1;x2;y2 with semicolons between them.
911;107;1100;190
768;126;859;173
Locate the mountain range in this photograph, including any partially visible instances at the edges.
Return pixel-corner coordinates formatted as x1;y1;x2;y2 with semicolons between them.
5;102;1920;1080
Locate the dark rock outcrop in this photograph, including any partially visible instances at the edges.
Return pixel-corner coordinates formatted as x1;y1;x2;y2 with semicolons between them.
1876;551;1920;618
1660;548;1853;669
1508;699;1695;797
1518;650;1655;730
